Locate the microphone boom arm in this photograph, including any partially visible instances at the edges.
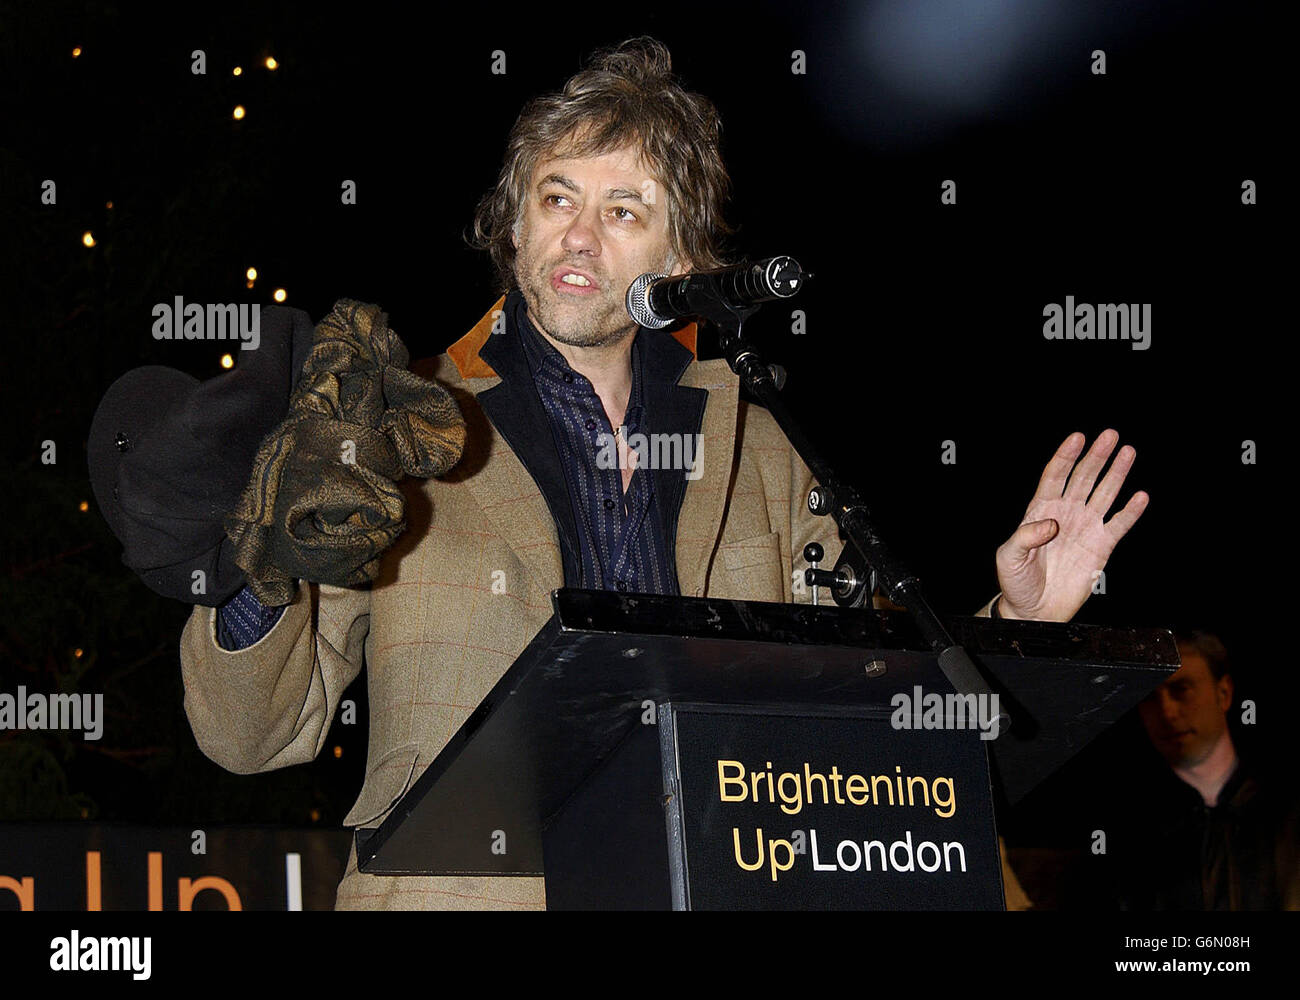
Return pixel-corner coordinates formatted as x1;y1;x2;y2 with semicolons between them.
709;284;1011;734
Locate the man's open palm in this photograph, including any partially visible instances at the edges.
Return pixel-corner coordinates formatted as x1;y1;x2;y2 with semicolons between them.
996;429;1149;622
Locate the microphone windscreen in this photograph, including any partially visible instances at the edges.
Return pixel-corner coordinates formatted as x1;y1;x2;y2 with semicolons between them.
625;272;671;329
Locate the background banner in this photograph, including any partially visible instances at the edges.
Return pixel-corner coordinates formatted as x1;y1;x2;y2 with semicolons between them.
0;824;350;911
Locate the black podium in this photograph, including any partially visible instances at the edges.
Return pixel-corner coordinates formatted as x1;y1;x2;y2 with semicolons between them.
355;589;1178;909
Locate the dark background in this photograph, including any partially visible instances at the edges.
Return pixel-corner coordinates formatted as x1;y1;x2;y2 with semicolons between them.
1;0;1289;906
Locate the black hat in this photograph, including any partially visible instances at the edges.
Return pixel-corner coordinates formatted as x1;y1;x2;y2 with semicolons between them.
87;305;315;605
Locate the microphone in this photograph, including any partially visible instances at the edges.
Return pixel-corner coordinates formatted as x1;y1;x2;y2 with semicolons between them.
625;256;807;329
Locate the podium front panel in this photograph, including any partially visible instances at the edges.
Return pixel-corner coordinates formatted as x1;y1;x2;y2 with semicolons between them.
661;703;1004;910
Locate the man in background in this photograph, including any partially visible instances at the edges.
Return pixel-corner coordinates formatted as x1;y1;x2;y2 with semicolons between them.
1118;631;1300;909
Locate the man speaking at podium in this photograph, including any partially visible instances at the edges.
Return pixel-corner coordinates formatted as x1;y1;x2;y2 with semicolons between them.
178;37;1147;909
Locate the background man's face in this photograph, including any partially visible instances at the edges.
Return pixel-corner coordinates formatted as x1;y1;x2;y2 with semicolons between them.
1138;647;1233;768
512;142;687;349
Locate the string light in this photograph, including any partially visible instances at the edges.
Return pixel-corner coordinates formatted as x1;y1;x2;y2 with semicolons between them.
333;746;343;759
105;200;113;209
72;47;82;58
233;105;246;120
246;267;257;281
74;648;84;658
265;56;278;70
220;353;234;370
82;231;95;247
232;66;242;76
78;501;89;512
273;288;287;303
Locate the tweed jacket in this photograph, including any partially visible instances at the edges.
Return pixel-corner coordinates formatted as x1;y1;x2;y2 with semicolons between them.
179;295;846;909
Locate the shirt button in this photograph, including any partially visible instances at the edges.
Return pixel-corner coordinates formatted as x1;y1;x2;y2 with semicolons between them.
562;372;574;384
604;498;616;511
585;419;596;431
616;580;628;592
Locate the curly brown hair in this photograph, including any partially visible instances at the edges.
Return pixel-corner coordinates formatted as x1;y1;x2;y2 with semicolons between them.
467;36;737;294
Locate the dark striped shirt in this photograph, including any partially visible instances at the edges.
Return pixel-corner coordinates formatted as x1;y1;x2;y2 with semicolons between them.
514;295;678;596
216;582;285;649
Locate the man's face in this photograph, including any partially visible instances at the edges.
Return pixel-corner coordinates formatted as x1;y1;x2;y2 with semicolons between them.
1138;647;1233;768
512;142;688;349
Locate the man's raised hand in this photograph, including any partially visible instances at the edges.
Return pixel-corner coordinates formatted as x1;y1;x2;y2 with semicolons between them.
995;429;1149;622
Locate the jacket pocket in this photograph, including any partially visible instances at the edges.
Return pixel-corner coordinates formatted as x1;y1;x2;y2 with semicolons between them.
343;741;421;828
715;531;785;602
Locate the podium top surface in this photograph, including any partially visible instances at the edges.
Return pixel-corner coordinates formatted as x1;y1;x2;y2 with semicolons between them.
357;589;1178;875
552;588;1174;666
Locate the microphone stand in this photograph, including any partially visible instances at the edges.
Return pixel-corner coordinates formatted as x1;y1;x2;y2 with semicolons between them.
711;305;1011;735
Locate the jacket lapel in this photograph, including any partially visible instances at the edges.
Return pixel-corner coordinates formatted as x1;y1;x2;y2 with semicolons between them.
639;334;707;591
673;360;739;597
473;385;582;589
459;387;569;594
449;297;573;592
